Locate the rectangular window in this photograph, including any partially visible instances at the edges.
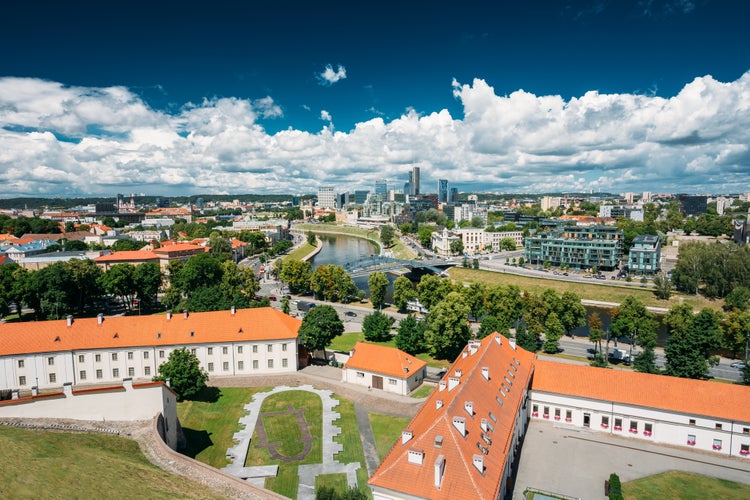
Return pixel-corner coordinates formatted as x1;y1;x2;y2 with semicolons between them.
49;373;56;383
389;378;397;385
532;404;538;414
96;369;103;379
602;416;610;428
19;376;26;386
357;372;365;378
282;358;288;368
253;345;258;353
18;359;24;368
716;423;723;430
159;350;165;358
554;408;561;418
644;423;653;436
191;348;196;355
713;438;722;450
629;421;638;433
223;362;229;371
267;344;273;352
113;368;119;378
237;346;243;354
268;359;274;369
741;444;750;456
222;346;228;355
78;354;85;363
207;362;214;372
207;347;213;355
687;434;696;445
48;357;54;366
565;409;572;422
95;354;101;362
128;367;135;377
127;352;133;360
282;343;288;352
79;370;86;380
143;351;149;359
238;361;244;370
615;418;623;430
253;360;259;369
112;353;118;361
543;406;550;418
744;428;750;435
689;419;696;426
144;366;151;376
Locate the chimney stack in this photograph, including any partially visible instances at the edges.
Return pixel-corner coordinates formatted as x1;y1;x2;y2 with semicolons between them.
97;313;104;325
434;454;445;489
401;430;413;445
481;367;490;381
448;376;460;391
183;310;189;319
436;399;443;410
464;401;474;416
166;311;172;320
231;305;236;315
452;416;466;436
66;315;73;327
472;454;484;474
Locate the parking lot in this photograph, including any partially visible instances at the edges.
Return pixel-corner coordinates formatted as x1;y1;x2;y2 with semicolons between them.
512;420;750;499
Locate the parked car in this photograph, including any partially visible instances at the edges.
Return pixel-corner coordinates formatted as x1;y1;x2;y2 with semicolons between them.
345;311;357;317
730;361;747;369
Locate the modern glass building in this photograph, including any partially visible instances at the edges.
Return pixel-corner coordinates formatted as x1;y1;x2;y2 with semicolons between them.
524;225;624;271
628;234;661;274
438;179;448;203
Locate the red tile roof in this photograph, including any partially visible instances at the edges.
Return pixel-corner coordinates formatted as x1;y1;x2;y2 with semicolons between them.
0;307;300;356
343;342;427;379
369;335;535;500
93;250;159;263
532;359;750;423
153;243;208;255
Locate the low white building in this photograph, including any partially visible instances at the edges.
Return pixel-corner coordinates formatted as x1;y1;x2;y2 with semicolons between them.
0;307;300;392
342;342;427;395
530;359;750;459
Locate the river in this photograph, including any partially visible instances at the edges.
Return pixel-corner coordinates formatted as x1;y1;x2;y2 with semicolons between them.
308;233;668;344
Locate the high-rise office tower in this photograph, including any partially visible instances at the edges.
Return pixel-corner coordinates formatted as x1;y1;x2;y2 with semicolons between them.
438;179;448;203
375;179;388;200
449;187;458;203
318;186;336;209
410;166;420;196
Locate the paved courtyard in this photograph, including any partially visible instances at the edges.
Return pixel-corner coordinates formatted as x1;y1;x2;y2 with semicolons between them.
513;420;750;499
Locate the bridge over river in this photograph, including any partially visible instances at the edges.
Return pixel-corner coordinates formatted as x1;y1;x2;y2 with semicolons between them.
343;256;456;277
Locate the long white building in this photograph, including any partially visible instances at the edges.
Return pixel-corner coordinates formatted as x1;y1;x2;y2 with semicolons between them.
0;307;300;392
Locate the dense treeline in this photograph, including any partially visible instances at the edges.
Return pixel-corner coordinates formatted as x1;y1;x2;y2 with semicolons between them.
672;242;750;298
0;215;60;237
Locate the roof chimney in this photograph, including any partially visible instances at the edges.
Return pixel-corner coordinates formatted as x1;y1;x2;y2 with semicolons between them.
402;430;413;445
97;313;104;325
434;435;443;448
183;309;189;319
452;416;466;437
407;448;425;465
436;399;443;410
494;335;502;345
481;367;489;381
438;380;446;392
480;418;489;433
166;311;172;320
231;305;236;315
509;338;517;350
448;376;460;391
454;369;462;377
434;454;445;489
66;315;73;327
472;454;485;474
464;401;474;416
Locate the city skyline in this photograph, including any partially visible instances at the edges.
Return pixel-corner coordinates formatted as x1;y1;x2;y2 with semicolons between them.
1;1;749;198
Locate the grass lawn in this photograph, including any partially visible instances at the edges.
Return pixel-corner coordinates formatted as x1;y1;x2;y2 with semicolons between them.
315;473;350;495
285;242;318;261
409;384;435;399
622;470;750;499
177;386;264;468
329;332;452;368
330;396;370;494
245;390;323;467
0;425;221;499
297;223;382;253
368;412;412;461
448;267;722;310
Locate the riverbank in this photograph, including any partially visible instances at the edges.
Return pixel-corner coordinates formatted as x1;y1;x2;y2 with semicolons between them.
295;223;382;255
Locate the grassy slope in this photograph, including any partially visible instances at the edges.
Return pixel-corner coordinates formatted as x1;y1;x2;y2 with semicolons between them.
448;267;721;310
622;470;750;499
0;425;221;499
368;413;412;462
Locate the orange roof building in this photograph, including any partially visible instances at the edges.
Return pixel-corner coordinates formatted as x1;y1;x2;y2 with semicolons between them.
93;250;159;270
369;335;535;500
342;342;427;395
0;307;300;392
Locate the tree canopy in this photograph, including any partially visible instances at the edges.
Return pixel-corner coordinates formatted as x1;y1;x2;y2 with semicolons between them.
362;311;394;342
424;292;471;360
298;305;344;356
152;347;208;401
368;271;389;310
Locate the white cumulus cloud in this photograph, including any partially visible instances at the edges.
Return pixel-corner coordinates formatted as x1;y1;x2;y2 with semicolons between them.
318;64;347;86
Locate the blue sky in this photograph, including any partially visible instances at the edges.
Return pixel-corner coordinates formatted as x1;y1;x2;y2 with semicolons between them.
1;0;749;197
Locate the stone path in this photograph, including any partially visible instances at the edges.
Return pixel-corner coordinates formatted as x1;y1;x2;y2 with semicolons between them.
354;404;380;476
221;384;360;500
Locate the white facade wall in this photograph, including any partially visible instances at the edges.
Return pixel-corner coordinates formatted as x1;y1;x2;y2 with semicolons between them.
530;391;750;459
1;339;298;391
342;367;426;396
455;229;524;255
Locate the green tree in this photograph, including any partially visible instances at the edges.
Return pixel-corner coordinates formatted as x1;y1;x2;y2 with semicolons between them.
522;292;548;340
557;291;587;336
178;252;224;294
460;282;487;320
362;311;395;342
477;315;505;339
307;231;317;246
610;296;657;365
424;292;471;360
417;225;437;248
298;305;344;360
64;239;89;251
152;347;208;401
368;271;389;310
393;276;417;312
380;225;395;248
515;325;538;352
416;274;454;311
311;264;357;302
279;259;313;294
588;311;604;356
395;314;426;354
724;286;750;312
281;296;290;314
499;237;516;251
486;285;523;330
742;364;750;386
542;311;564;353
664;306;723;379
66;259;104;313
133;262;162;310
652;275;672;300
722;309;750;358
450;239;464;256
100;263;137;311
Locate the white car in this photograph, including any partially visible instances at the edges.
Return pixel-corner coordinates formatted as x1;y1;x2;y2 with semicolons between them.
730;361;747;369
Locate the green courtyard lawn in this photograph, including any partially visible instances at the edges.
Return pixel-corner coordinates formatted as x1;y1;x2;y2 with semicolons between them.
409;384;435;399
622;470;750;499
331;396;370;494
328;331;450;368
177;386;263;468
368;412;412;461
0;425;221;499
448;267;722;311
285;241;318;261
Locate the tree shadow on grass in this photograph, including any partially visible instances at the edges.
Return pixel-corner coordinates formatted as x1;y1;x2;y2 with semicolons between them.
187;386;221;403
179;428;214;458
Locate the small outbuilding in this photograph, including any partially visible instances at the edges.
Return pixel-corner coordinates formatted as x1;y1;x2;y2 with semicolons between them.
342;342;427;395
